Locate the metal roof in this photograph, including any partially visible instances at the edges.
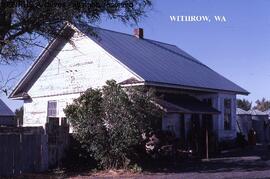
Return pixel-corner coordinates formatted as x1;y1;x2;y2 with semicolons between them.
264;109;270;115
155;94;220;114
248;109;268;116
9;26;249;99
83;27;248;94
237;108;270;116
236;108;251;115
0;99;14;116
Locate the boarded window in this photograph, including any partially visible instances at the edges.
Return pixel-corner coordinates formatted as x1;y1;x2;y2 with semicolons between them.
48;101;57;117
224;99;232;130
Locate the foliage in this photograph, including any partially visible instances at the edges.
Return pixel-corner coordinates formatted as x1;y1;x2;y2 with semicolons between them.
0;0;152;63
237;99;252;111
15;106;23;126
0;70;19;95
62;135;97;171
236;132;247;148
253;98;270;112
144;130;177;160
64;80;162;169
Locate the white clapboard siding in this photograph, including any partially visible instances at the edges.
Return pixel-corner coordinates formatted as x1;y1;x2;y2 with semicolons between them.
24;32;139;127
28;33;139;97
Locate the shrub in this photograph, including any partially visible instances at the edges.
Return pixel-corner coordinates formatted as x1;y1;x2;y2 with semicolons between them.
64;80;162;169
62;135;97;171
236;132;247;148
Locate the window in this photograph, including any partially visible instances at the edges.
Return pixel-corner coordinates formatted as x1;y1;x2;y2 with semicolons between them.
224;99;232;130
166;117;175;134
48;101;57;117
203;98;212;106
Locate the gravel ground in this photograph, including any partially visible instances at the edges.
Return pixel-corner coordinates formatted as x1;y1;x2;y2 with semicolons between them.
137;145;270;179
135;170;270;179
76;157;270;179
138;145;270;179
72;145;270;179
18;144;270;179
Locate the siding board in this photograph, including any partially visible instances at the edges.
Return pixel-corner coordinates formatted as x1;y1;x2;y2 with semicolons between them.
24;33;137;127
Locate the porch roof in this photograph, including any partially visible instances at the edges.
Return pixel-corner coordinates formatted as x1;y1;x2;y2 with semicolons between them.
155;94;220;114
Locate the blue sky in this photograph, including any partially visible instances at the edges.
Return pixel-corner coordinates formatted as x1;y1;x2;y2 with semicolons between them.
1;0;270;111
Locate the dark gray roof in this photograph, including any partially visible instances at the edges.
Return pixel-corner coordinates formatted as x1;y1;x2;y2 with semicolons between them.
9;26;249;99
84;27;248;94
156;94;220;114
0;99;14;116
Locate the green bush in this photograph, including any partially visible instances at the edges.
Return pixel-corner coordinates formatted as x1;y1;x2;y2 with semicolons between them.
64;80;162;169
62;135;97;171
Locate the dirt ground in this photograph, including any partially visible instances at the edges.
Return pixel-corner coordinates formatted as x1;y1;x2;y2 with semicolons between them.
14;144;270;179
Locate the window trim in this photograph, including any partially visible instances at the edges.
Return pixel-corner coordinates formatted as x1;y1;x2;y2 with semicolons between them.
223;98;232;130
47;100;58;117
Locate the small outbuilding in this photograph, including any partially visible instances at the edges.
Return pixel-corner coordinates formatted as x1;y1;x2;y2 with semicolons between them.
236;108;252;140
237;108;270;143
264;109;270;120
248;109;269;143
0;99;16;126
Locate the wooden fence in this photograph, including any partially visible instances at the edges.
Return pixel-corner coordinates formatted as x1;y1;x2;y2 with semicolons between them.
0;127;48;176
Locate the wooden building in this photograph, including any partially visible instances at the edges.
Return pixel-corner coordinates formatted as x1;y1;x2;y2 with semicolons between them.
9;24;248;163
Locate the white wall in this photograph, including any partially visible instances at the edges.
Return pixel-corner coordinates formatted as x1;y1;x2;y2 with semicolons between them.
29;33;139;98
161;92;237;141
23;93;80;128
24;32;139;127
196;93;219;136
191;92;237;141
23;31;238;142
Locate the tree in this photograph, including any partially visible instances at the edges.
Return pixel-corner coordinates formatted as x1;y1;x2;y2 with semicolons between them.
253;98;270;112
15;106;23;126
237;99;252;111
0;0;152;63
64;80;161;169
0;70;20;95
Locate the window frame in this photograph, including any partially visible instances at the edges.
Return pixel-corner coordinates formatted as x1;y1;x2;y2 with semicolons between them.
223;98;232;130
47;100;58;117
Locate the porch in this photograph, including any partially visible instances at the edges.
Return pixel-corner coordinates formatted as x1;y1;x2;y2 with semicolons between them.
156;94;220;158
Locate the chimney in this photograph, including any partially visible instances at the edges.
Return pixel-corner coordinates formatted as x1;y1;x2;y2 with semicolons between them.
133;28;144;38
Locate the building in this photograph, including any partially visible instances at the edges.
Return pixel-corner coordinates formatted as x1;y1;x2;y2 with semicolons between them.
10;25;248;150
236;108;270;143
0;99;15;126
264;109;270;120
236;108;252;140
249;109;269;143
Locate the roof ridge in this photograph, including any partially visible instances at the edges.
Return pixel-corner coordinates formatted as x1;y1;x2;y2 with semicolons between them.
93;27;212;69
94;27;193;53
144;39;210;69
93;27;210;67
94;27;173;46
145;38;178;47
91;27;247;94
94;26;135;38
